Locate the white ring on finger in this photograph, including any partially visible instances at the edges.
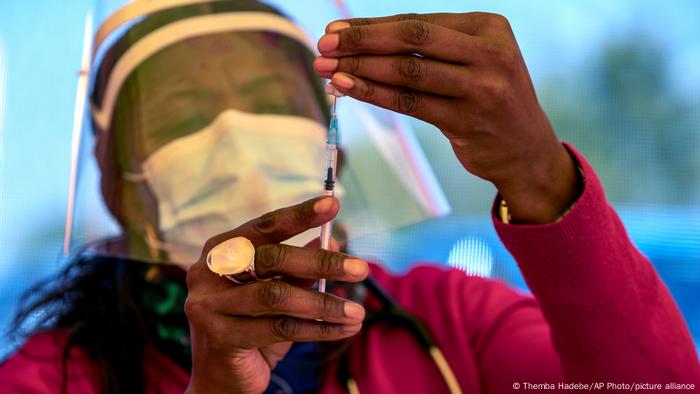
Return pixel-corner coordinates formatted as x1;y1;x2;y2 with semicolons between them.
206;236;258;284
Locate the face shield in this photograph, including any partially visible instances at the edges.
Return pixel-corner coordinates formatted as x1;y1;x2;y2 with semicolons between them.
65;0;449;268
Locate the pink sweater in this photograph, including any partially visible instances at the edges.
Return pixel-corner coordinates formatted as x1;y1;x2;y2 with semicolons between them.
2;146;699;393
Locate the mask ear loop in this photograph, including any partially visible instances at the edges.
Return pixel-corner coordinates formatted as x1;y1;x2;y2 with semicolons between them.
144;223;162;262
123;169;165;262
122;171;148;182
128;172;174;263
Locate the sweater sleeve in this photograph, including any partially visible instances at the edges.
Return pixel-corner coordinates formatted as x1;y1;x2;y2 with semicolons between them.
453;274;565;393
492;143;700;384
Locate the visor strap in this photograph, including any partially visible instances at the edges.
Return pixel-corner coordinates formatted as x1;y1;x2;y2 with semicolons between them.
93;0;216;59
91;11;316;132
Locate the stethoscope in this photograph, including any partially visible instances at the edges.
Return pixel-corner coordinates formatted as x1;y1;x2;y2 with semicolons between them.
335;276;463;394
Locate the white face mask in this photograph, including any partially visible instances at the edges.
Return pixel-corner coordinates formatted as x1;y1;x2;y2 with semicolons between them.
125;108;343;266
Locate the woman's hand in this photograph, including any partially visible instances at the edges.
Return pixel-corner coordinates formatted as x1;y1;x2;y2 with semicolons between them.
314;13;580;223
184;196;367;394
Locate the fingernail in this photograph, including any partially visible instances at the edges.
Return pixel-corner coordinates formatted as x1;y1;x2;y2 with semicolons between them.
314;57;338;73
313;197;335;214
344;302;365;320
325;83;346;97
318;33;339;53
327;21;351;33
332;73;354;90
343;258;368;277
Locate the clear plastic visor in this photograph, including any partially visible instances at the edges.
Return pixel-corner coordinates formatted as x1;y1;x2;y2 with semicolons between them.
65;0;449;268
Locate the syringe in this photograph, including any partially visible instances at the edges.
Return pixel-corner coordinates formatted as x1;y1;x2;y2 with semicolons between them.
318;96;339;293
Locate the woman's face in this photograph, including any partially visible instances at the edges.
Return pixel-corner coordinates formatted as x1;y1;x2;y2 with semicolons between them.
114;31;326;167
98;31;327;257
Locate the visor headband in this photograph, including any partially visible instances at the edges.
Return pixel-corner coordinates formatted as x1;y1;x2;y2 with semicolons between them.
93;0;215;59
91;11;316;132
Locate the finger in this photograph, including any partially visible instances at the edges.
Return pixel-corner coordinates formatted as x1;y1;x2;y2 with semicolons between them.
211;280;365;324
282;277;318;290
254;244;368;282
329;72;453;128
202;314;361;349
201;196;339;257
318;19;486;64
325;12;502;36
187;260;235;292
303;236;340;252
314;55;469;98
255;317;361;346
290;237;340;289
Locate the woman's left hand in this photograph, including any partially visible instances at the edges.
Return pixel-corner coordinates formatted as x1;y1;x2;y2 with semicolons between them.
313;12;580;224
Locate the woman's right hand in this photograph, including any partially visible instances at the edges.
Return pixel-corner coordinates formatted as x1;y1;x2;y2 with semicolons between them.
184;196;368;394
